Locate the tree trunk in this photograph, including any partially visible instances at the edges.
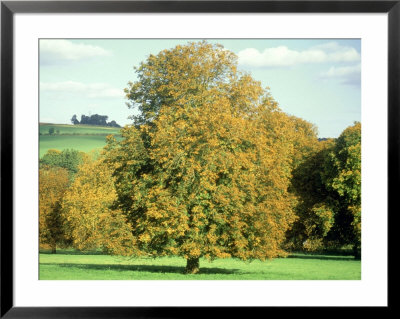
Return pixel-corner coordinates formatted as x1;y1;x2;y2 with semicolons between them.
185;257;200;274
51;246;57;254
353;244;361;260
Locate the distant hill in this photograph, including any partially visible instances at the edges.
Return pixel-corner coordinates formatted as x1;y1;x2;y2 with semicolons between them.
39;123;121;136
39;123;122;158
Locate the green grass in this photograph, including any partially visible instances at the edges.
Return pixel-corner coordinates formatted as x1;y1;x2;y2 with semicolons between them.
40;123;121;135
39;135;117;158
39;249;361;280
39;123;123;157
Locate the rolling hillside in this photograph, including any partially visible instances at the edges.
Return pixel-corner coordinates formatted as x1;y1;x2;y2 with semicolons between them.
39;123;122;157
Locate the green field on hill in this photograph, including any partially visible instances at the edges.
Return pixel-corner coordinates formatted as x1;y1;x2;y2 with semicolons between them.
40;123;121;135
39;249;361;280
39;123;122;157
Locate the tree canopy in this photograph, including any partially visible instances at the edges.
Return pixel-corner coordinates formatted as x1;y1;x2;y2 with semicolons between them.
39;166;71;253
287;122;361;256
104;41;306;273
286;139;336;251
40;149;85;175
61;157;136;255
125;41;239;126
324;122;361;257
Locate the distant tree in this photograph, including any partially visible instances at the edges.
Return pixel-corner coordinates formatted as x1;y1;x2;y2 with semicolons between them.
323;122;361;258
78;114;119;127
286;139;336;251
71;114;80;125
100;115;108;126
48;127;55;135
281;114;331;252
39;166;71;253
107;120;121;128
286;122;361;258
80;115;90;125
89;114;108;126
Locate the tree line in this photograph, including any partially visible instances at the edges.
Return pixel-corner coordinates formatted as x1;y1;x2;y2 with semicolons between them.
71;114;121;127
40;42;361;274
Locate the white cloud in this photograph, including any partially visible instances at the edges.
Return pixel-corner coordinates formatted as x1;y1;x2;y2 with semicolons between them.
322;64;361;77
40;40;111;63
238;42;360;67
40;81;124;98
320;64;361;85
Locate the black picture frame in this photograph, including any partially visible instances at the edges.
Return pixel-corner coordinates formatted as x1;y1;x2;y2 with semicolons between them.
1;1;396;317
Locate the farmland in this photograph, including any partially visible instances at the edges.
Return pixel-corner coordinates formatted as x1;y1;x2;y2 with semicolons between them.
40;123;121;135
39;123;121;157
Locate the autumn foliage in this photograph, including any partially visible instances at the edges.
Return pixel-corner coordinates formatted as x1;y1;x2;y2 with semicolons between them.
39;41;362;272
39;166;70;253
61;157;136;256
105;41;304;273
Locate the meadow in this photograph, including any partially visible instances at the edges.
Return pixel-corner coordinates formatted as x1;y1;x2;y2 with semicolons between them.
39;249;361;280
39;123;121;157
40;123;121;135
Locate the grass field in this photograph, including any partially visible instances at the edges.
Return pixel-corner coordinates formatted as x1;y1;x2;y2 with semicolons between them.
40;123;121;135
39;135;117;158
39;250;361;280
39;123;122;157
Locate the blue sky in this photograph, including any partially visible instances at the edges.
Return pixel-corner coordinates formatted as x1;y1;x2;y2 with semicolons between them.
39;39;360;138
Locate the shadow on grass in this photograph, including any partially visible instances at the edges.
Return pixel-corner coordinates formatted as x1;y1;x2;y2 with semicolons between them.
40;250;106;256
287;254;357;261
40;263;240;275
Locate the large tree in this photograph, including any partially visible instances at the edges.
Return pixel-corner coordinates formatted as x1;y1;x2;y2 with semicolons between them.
105;41;299;273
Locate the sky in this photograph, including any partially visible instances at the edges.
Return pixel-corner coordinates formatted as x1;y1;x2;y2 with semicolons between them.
39;39;361;138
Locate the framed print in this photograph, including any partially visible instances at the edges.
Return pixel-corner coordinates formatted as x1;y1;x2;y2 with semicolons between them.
1;0;396;317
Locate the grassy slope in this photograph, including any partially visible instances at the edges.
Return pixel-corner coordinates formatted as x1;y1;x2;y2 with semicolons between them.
40;135;114;158
39;250;361;280
39;123;122;158
40;123;121;135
